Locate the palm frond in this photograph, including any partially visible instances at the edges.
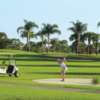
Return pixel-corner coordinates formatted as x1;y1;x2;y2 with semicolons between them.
97;22;100;27
52;29;61;34
24;19;28;24
17;26;24;33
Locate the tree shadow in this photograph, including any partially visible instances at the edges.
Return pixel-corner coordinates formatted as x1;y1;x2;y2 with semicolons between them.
30;72;100;75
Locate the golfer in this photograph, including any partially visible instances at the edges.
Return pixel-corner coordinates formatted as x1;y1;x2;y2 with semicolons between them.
57;57;68;81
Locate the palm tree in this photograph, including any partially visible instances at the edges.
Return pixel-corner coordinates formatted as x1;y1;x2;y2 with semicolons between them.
17;20;38;51
82;32;96;54
68;20;87;54
97;22;100;54
42;23;61;52
36;29;46;52
92;33;100;54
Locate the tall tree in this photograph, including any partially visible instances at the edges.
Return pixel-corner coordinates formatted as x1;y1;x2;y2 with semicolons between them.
97;22;100;54
92;33;100;54
82;32;96;54
68;20;87;54
0;32;8;48
41;23;61;52
17;20;38;51
36;28;46;52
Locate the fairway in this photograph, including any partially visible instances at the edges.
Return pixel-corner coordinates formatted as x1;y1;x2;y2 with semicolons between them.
0;50;100;100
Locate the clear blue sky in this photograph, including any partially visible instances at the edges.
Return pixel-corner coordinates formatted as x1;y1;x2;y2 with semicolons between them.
0;0;100;43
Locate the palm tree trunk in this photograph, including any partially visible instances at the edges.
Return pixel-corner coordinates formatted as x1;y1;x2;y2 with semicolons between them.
96;41;98;55
41;35;44;52
88;39;91;54
28;37;30;51
47;33;50;53
27;33;30;52
76;33;80;54
76;41;78;54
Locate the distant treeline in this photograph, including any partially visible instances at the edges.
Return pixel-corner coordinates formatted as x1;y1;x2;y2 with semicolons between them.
0;20;100;54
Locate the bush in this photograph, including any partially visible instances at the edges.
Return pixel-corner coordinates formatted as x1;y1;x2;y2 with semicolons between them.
92;78;99;84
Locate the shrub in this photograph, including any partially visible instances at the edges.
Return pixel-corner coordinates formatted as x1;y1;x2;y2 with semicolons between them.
92;78;99;84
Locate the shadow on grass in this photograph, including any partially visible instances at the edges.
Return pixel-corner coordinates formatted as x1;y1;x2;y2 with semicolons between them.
31;72;100;75
0;58;56;61
5;64;100;68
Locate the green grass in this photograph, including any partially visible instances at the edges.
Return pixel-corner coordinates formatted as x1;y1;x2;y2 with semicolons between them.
0;84;100;100
18;66;100;75
0;49;100;100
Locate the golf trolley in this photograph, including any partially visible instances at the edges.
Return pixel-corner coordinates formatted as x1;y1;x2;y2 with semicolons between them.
0;55;19;77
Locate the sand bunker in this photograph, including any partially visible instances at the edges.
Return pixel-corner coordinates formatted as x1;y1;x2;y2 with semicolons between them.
33;78;93;85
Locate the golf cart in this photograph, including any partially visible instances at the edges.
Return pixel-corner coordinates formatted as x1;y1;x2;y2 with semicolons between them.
0;55;19;77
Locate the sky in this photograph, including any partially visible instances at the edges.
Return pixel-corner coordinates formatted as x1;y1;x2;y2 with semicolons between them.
0;0;100;44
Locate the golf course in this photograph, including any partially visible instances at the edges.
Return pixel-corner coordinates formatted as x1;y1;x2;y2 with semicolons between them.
0;1;100;100
0;49;100;100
